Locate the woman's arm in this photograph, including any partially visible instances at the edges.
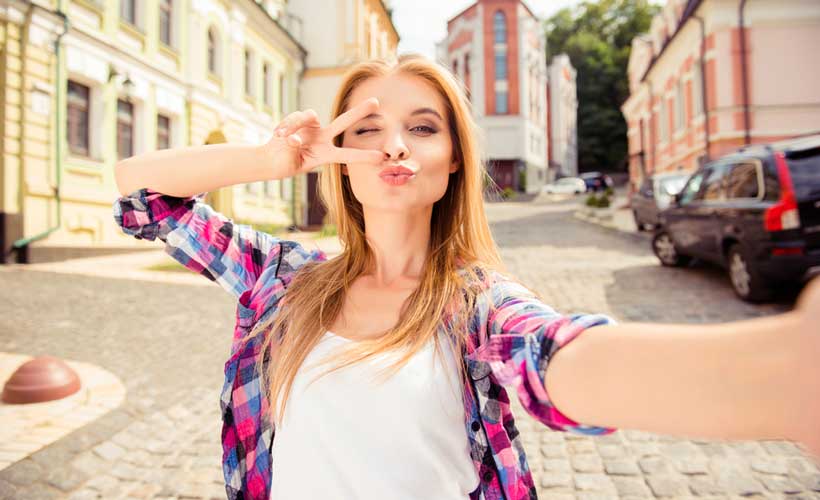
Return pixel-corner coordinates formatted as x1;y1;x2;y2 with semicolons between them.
114;142;279;197
544;279;820;459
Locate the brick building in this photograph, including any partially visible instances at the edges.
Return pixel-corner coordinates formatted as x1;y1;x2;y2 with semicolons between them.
622;0;820;191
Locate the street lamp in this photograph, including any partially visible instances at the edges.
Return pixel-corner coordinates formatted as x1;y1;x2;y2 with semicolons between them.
108;65;135;103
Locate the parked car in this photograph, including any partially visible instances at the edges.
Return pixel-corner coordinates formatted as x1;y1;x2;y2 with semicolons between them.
631;172;691;230
579;171;614;192
542;177;587;195
651;134;820;302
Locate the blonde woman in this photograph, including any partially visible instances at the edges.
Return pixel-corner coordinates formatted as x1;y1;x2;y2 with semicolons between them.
113;55;820;500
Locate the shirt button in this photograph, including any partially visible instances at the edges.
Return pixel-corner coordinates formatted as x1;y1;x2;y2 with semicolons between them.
483;471;494;482
471;420;481;432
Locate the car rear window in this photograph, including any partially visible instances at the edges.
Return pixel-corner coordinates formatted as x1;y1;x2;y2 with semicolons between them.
786;147;820;198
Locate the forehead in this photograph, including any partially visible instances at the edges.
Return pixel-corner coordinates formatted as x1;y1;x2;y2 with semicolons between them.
346;73;447;118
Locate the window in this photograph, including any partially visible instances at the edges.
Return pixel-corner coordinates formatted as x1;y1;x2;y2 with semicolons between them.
692;62;704;117
452;59;458;78
279;73;286;114
675;80;685;131
120;0;136;26
493;11;506;44
494;52;507;80
678;171;705;205
496;91;508;114
659;101;668;142
117;99;134;160
700;165;728;201
157;114;170;150
207;28;218;76
263;63;272;107
244;49;253;97
265;180;277;197
464;54;471;96
159;0;172;47
67;80;90;156
726;162;760;199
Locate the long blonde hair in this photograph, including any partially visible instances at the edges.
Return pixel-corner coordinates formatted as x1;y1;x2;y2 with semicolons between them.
250;54;508;426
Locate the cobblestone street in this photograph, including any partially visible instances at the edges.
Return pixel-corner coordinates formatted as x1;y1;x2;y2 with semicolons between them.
0;197;818;499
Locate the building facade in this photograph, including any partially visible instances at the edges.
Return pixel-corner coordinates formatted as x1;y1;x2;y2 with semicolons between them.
547;54;578;179
437;0;549;194
622;0;820;192
0;0;304;263
286;0;398;227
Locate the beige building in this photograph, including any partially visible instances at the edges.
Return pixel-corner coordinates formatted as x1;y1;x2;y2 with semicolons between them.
0;0;304;263
547;54;578;179
286;0;398;226
622;0;820;191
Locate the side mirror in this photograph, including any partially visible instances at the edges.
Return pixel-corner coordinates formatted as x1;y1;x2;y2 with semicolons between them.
672;192;682;205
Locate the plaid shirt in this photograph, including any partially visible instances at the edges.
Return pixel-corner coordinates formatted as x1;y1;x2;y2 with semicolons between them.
114;188;617;500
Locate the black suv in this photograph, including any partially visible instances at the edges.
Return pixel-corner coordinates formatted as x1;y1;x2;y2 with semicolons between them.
652;134;820;302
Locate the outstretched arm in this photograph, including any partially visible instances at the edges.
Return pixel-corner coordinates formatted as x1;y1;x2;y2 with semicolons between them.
545;279;820;462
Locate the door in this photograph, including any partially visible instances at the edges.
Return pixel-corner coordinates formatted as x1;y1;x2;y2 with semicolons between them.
688;164;728;260
307;172;326;227
666;169;706;255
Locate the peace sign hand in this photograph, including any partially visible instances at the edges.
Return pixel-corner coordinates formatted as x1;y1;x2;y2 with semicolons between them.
263;98;385;180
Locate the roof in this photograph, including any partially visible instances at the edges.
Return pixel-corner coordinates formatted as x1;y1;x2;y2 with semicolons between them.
638;0;702;83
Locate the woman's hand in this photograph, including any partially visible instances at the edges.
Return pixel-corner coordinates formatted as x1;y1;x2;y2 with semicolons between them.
262;98;385;180
792;276;820;463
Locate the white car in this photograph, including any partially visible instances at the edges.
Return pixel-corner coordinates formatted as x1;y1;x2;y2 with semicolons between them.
542;177;587;195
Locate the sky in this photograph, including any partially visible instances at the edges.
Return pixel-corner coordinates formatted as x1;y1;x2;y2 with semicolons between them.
391;0;586;59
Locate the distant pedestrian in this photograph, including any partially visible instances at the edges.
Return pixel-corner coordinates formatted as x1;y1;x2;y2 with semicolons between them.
113;54;820;500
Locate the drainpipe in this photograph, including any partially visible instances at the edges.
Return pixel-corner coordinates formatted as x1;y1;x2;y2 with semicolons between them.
738;0;751;146
12;1;69;262
692;14;711;161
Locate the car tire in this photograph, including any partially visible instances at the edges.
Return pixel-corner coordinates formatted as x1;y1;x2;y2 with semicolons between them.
727;244;773;302
652;231;691;267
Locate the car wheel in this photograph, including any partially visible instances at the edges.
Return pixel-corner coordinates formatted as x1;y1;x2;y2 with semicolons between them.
633;210;645;231
652;232;690;267
727;244;772;302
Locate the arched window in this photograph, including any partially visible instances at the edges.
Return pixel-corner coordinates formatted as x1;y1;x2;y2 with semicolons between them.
207;27;219;76
493;11;506;43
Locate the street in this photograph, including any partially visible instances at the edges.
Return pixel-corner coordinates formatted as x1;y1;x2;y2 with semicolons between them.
0;196;818;499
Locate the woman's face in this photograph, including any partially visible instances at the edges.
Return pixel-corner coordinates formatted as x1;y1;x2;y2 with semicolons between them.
340;73;459;213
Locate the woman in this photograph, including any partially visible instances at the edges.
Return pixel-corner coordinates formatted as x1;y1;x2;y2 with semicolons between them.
114;55;820;500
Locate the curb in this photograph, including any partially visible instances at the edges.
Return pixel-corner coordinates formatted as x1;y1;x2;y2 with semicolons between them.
573;209;651;246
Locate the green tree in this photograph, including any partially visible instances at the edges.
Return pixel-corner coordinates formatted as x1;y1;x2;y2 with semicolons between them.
545;0;658;173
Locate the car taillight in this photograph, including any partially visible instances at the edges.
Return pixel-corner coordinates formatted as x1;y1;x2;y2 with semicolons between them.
764;152;801;232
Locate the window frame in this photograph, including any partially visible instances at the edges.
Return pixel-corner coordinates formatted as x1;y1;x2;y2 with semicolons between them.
493;10;507;44
207;27;220;78
66;80;91;157
116;98;135;160
159;0;173;48
156;114;171;150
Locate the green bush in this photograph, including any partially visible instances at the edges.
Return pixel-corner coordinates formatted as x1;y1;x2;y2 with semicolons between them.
501;187;516;200
585;193;611;208
585;194;598;207
604;187;614;197
597;194;611;208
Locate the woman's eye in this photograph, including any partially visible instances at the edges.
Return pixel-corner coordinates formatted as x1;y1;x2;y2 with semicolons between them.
411;125;437;134
354;128;379;135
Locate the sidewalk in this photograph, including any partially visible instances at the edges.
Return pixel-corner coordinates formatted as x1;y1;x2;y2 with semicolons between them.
573;191;651;241
8;230;343;285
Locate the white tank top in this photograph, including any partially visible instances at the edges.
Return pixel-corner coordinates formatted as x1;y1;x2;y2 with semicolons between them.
270;331;479;499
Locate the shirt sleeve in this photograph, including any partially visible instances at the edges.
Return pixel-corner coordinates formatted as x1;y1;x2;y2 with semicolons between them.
478;278;618;435
112;187;316;298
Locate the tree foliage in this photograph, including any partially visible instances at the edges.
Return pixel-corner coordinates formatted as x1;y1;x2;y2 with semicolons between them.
545;0;658;172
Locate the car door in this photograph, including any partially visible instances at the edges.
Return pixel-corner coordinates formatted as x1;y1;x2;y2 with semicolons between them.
691;163;729;260
665;169;707;254
634;179;653;222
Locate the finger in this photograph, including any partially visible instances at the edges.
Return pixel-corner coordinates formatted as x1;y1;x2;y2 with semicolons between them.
275;110;320;137
286;133;302;148
327;147;385;166
327;98;379;139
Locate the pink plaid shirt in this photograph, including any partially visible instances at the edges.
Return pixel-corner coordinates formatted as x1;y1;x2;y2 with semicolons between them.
114;188;617;500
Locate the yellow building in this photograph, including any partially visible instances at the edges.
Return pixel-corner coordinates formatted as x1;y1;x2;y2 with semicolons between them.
287;0;398;226
0;0;304;263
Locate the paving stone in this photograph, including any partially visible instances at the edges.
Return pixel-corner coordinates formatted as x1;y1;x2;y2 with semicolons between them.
688;476;724;496
539;444;567;458
749;457;789;475
567;439;597;454
542;458;571;473
539;472;572;489
571;454;604;473
672;457;710;475
45;465;90;492
71;450;110;477
1;459;45;487
573;473;616;494
638;456;671;475
759;474;804;494
646;474;690;496
66;489;101;500
596;444;626;458
0;479;18;499
603;458;641;475
93;441;126;461
715;471;765;496
611;476;652;496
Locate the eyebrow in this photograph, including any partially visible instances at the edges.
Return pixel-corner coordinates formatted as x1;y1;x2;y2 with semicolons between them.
362;107;445;122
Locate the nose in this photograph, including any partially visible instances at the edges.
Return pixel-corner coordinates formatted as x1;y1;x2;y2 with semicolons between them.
381;128;409;161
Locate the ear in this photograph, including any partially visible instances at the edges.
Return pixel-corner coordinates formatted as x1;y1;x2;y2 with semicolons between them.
341;163;349;175
449;160;460;174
